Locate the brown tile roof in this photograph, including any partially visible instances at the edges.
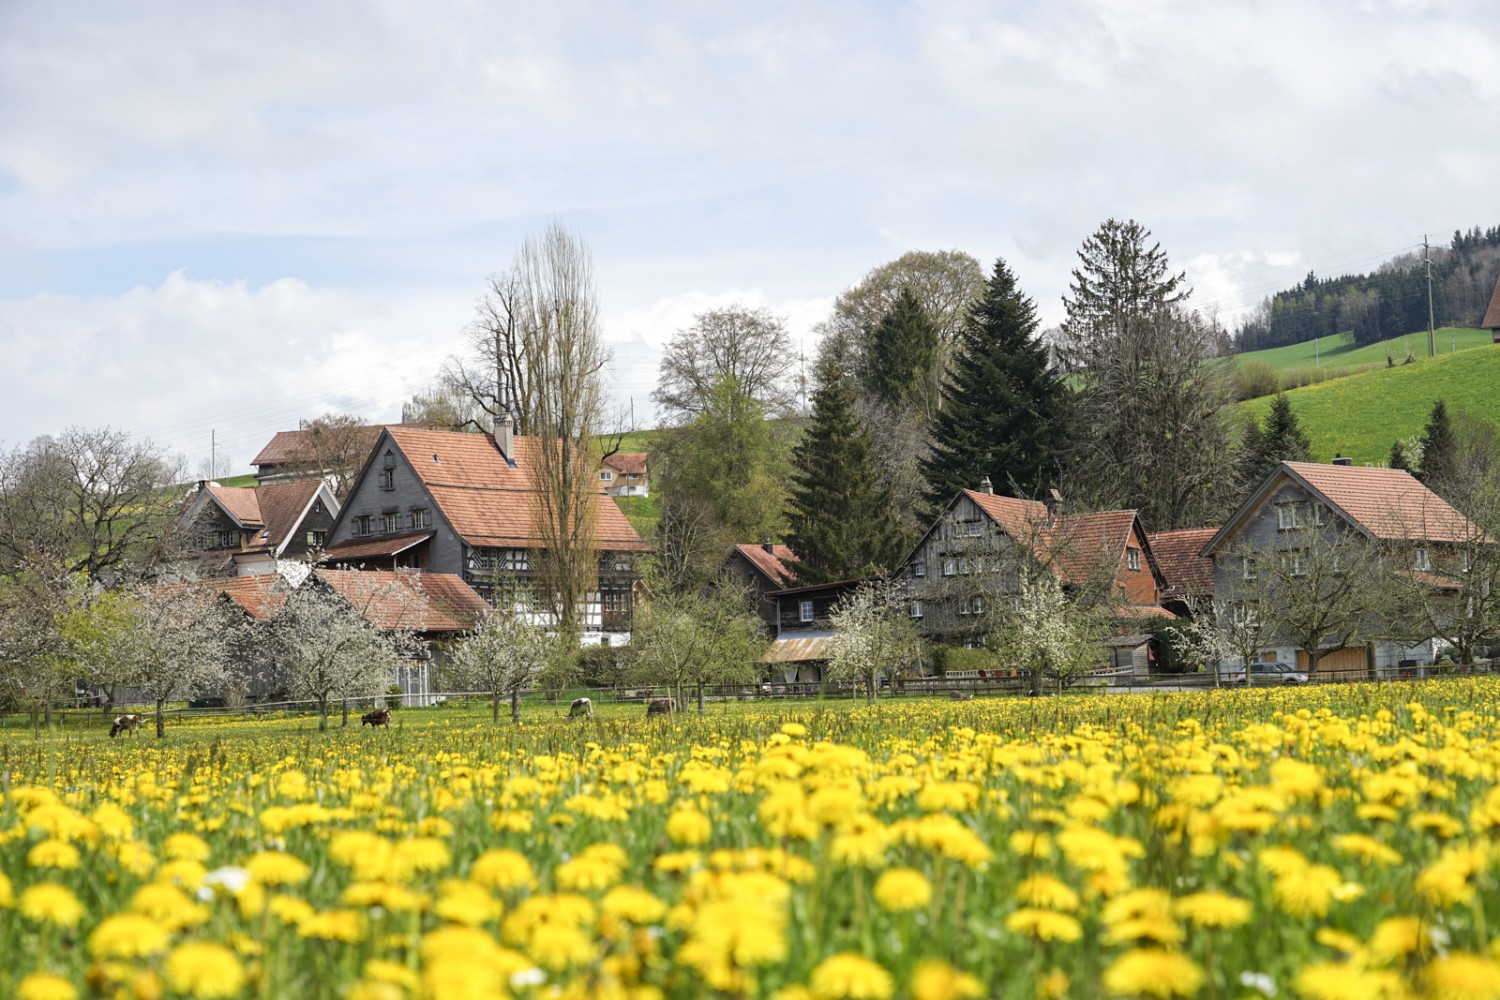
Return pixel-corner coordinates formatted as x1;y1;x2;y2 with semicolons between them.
322;532;434;561
1151;527;1219;598
1284;462;1478;542
252;423;433;468
206;485;264;528
1483;274;1500;330
316;570;489;632
733;543;800;587
254;480;326;549
604;452;649;475
385;427;649;552
960;491;1143;588
763;633;833;663
212;575;290;621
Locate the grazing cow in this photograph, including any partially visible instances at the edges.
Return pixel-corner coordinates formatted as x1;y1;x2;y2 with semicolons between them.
568;697;593;720
645;697;675;719
109;714;141;738
360;708;392;728
948;689;974;701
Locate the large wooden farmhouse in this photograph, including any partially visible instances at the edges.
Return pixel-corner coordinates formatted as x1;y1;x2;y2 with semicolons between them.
179;479;339;577
320;424;649;642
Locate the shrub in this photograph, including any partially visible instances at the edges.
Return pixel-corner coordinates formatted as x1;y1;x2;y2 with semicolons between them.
932;645;1003;676
1235;359;1280;401
385;684;403;710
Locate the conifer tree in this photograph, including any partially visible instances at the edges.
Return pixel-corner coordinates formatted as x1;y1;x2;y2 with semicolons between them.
864;287;940;417
1389;439;1411;473
1420;399;1456;488
1244;392;1311;484
919;258;1067;510
786;367;904;583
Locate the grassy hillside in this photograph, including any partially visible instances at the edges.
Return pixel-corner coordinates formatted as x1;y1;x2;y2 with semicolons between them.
1235;327;1487;373
1237;343;1500;466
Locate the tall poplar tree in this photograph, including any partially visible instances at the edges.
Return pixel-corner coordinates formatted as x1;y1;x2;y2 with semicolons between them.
786;368;904;583
920;258;1067;509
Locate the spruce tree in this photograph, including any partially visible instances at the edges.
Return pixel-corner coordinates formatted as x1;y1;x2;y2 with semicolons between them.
864;287;940;416
1420;399;1457;488
919;257;1067;510
1245;392;1311;483
786;367;904;583
1389;439;1411;473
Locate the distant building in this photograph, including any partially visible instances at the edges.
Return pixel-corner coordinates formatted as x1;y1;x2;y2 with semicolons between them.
1150;527;1219;619
761;577;865;687
722;542;801;631
1484;273;1500;344
599;452;650;497
179;479;339;576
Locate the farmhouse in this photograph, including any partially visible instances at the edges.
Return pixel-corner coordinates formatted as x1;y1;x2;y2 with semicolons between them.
1202;459;1483;677
179;479;339;576
319;421;649;642
722;541;801;632
599;451;650;497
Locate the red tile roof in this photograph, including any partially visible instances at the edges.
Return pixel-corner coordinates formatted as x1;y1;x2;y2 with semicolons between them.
317;570;489;632
1484;275;1500;330
1151;527;1219;598
733;543;800;587
206;485;264;528
603;452;649;475
255;480;327;549
213;575;290;621
252;423;432;468
1283;462;1478;542
960;491;1143;588
385;427;649;552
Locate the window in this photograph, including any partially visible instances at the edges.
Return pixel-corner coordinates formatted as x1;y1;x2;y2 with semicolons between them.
217;529;236;548
910;601;924;619
505;549;531;571
957;595;985;616
625;473;640;480
1276;504;1301;530
354;515;374;537
942;559;957;577
379;469;395;491
1127;547;1141;571
312;501;325;515
467;549;495;571
912;561;927;578
1312;503;1326;527
1232;602;1257;626
410;508;431;530
1462;549;1473;573
382;512;402;533
1242;556;1259;580
1414;547;1432;572
599;470;613;481
306;530;327;548
1282;551;1306;577
956;519;984;537
602;588;630;615
958;559;972;576
799;600;814;623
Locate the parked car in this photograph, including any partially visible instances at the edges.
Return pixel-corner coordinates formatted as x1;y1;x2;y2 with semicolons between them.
1225;662;1309;685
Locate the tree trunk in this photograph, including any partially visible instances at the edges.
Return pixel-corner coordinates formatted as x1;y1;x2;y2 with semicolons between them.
696;680;705;715
510;689;520;724
155;698;166;739
1306;650;1321;681
867;672;877;703
492;690;500;723
44;702;52;728
318;698;329;733
341;700;349;728
31;709;40;740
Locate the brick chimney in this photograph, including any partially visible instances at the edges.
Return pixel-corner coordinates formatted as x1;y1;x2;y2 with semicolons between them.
495;413;515;464
978;476;993;495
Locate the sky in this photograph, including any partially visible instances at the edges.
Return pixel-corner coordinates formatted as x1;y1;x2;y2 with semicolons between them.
2;0;1497;476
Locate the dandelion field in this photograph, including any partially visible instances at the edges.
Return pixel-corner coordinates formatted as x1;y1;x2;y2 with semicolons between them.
4;682;1500;999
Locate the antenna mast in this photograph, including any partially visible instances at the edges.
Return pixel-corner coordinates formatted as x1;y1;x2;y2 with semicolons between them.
1424;235;1436;357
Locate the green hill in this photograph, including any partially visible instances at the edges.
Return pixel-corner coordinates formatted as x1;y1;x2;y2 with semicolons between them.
1235;327;1487;374
1237;343;1500;466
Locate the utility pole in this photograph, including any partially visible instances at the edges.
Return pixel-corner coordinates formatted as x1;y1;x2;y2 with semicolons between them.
1424;235;1436;357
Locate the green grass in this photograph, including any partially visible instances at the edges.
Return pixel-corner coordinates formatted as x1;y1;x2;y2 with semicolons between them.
1235;326;1488;373
1237;342;1500;465
609;429;663;454
613;492;660;538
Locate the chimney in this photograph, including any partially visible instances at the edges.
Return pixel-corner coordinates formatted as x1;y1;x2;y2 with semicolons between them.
495;413;514;464
1332;456;1353;466
978;476;993;495
762;538;775;554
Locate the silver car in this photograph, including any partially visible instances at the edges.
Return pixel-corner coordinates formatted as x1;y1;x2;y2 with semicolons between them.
1227;662;1309;685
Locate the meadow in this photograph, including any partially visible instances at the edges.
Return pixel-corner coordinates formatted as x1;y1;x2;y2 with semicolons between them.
3;681;1500;999
1233;328;1487;375
1237;343;1500;466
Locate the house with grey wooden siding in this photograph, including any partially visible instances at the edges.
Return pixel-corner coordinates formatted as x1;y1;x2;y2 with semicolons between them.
1202;459;1481;677
179;479;339;577
319;421;649;644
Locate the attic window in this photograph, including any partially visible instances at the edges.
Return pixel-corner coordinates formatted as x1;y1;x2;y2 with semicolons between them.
1127;547;1141;571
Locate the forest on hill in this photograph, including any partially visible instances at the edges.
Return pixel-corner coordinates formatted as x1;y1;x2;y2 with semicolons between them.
1233;225;1500;352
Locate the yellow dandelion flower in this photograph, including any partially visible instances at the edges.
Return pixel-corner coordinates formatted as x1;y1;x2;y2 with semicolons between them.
28;838;82;870
1368;915;1423;962
528;922;594;970
165;941;247;999
809;952;894;1000
164;833;211;863
1015;874;1080;912
1272;864;1341;919
0;871;12;907
20;883;85;927
1101;949;1204;998
434;880;502;926
345;984;404;1000
298;908;365;942
1331;833;1402;867
1425;953;1500;1000
89;913;171;958
17;973;78;1000
555;855;620;892
363;959;419;990
246;850;310;886
268;894;316;927
911;959;983;1000
667;809;713;846
780;722;808;738
1294;961;1400;1000
469;848;535;892
601;885;667;924
873;868;932;912
1005;907;1083;942
1174;892;1251;929
130;882;209;930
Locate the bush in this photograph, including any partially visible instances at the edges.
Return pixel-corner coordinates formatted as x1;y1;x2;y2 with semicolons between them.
385;685;403;710
1235;359;1280;401
932;645;1003;676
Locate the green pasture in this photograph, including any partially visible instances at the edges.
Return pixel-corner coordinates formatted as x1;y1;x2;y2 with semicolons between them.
1234;326;1487;373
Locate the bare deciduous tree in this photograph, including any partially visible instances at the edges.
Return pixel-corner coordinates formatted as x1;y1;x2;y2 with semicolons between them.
653;305;798;422
630;580;767;713
444;270;536;435
826;577;921;702
280;414;379;503
444;604;555;723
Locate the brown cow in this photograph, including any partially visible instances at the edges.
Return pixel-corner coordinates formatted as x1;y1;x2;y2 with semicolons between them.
645;698;675;719
360;708;392;728
109;714;141;738
568;697;593;720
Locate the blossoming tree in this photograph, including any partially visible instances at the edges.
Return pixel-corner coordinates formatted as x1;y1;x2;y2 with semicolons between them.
444;604;557;723
115;583;242;738
826;577;921;702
